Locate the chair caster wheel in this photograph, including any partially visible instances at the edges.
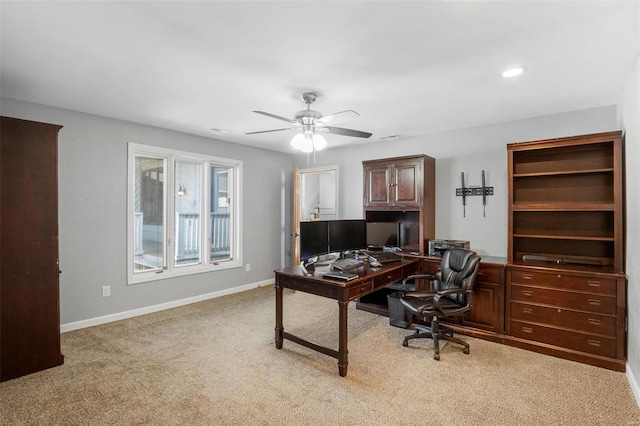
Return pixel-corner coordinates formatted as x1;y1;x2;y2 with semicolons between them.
402;340;408;347
434;354;440;361
463;348;469;354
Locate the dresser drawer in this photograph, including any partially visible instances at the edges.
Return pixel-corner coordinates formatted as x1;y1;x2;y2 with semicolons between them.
511;284;616;314
348;280;373;299
510;302;616;336
511;320;616;358
510;269;616;295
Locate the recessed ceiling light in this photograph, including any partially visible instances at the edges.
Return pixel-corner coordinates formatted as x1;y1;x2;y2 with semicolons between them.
502;66;526;78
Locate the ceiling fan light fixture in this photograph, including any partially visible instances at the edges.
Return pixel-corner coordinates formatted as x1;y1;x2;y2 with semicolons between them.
300;136;314;153
312;134;327;151
290;133;306;150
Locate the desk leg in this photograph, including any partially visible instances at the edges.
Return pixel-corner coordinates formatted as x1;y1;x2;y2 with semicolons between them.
275;282;283;349
338;300;348;377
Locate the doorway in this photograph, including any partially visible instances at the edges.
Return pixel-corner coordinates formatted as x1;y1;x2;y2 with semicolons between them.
292;166;338;265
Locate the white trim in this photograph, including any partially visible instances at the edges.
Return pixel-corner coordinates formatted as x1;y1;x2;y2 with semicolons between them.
60;280;274;333
628;362;640;408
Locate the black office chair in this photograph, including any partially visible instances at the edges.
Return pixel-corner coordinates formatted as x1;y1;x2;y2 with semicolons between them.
400;248;481;360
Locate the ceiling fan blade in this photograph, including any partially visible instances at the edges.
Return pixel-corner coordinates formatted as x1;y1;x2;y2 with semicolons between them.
318;126;373;138
253;111;297;124
246;127;295;135
317;110;360;125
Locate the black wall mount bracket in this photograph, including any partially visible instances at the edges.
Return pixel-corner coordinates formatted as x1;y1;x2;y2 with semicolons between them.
456;170;494;217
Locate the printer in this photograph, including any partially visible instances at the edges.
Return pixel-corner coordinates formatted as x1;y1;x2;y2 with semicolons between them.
428;239;470;257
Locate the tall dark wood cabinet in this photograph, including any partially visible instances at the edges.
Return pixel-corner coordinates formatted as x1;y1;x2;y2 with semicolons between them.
1;116;64;382
363;155;436;254
506;131;626;371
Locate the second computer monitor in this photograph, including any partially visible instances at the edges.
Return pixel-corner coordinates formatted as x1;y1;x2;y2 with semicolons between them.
328;219;367;254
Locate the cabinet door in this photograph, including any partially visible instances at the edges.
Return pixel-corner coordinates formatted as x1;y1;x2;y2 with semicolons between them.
364;164;391;207
392;160;421;207
463;265;504;333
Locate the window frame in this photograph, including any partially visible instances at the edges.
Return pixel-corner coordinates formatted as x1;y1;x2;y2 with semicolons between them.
127;143;243;285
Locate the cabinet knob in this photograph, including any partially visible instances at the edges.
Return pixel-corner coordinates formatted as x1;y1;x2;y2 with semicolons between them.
557;274;562;278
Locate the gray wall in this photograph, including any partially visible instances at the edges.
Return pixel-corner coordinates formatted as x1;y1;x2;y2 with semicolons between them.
293;106;617;258
1;97;292;325
618;52;640;398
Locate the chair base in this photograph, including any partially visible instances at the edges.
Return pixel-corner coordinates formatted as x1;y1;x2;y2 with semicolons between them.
402;318;469;360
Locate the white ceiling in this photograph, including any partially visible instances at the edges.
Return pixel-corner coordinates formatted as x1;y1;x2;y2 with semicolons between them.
1;1;638;153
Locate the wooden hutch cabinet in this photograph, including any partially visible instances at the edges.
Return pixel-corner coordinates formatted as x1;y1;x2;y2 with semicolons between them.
506;131;626;371
0;116;64;382
362;154;435;254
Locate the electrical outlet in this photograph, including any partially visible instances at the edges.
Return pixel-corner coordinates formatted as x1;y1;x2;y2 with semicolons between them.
245;263;251;272
102;285;111;298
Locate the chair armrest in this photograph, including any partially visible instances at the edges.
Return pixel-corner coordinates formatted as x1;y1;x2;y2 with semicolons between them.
433;288;473;316
401;274;435;292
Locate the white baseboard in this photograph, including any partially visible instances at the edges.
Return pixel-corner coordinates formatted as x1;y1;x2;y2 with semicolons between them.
60;279;274;333
628;362;640;408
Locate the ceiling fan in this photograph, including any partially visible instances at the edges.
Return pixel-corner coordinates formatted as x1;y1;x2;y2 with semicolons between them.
246;92;372;152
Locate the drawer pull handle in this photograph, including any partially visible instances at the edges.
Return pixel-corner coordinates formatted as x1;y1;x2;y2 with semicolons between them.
587;280;601;287
522;307;533;314
588;299;601;306
522;327;533;334
588;318;601;326
361;287;366;292
522;274;533;280
477;270;484;275
522;290;533;297
557;274;562;278
588;340;601;347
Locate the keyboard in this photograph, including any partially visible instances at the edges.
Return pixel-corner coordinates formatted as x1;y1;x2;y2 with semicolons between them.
331;258;365;271
323;271;359;281
364;251;402;264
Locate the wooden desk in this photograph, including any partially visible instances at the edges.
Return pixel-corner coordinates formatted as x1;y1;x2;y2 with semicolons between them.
274;259;417;376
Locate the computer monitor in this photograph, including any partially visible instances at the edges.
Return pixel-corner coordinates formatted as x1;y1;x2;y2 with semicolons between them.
328;219;367;254
299;220;329;261
366;222;399;249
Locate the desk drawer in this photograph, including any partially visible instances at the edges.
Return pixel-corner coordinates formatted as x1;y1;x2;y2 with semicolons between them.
348;280;373;299
373;268;404;288
511;320;616;358
510;270;616;295
510;302;616;336
511;284;615;314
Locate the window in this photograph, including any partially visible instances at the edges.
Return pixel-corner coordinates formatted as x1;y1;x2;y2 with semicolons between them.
128;143;242;284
